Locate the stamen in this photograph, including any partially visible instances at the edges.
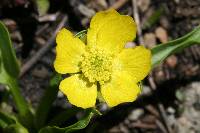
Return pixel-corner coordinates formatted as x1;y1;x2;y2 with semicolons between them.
81;47;113;84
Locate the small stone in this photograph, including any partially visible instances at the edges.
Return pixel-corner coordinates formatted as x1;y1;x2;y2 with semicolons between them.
99;103;108;112
144;33;156;48
166;55;178;68
176;82;200;133
78;4;95;18
155;27;168;43
57;91;64;98
125;42;136;48
2;19;17;31
168;115;176;126
95;0;108;9
174;0;180;4
109;126;120;133
160;16;170;29
137;0;150;12
10;31;22;42
32;66;49;78
154;67;166;83
141;85;151;95
128;109;144;121
167;107;175;114
178;117;188;125
124;118;130;125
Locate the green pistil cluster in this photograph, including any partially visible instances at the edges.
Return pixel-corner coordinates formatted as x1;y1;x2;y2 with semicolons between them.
81;47;113;84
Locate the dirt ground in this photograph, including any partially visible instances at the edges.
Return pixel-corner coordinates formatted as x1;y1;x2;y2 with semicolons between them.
0;0;200;133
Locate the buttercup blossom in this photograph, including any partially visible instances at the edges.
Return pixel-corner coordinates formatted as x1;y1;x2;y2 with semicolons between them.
54;9;151;109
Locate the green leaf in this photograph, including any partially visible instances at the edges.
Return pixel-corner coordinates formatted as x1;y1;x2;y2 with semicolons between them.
36;0;50;16
0;21;20;79
3;124;29;133
35;73;62;129
0;21;33;129
6;78;30;116
151;25;200;67
75;30;87;43
6;78;34;131
39;108;97;133
0;111;29;133
0;111;15;128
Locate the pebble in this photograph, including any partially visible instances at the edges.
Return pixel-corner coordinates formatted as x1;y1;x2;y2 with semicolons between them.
57;91;64;98
78;4;95;18
166;55;178;68
32;66;49;79
125;42;136;48
144;33;156;48
137;0;150;12
155;26;168;43
128;109;144;121
167;107;175;114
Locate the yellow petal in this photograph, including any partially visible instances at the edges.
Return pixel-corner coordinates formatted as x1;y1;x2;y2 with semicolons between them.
87;9;137;54
87;9;119;46
54;28;85;74
59;74;97;109
116;46;151;82
101;71;140;107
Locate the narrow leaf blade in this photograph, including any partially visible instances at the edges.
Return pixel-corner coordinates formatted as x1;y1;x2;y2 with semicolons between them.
0;21;20;78
151;25;200;67
39;108;96;133
35;73;62;129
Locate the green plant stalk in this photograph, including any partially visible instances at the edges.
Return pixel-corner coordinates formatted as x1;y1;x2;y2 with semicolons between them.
0;111;29;133
6;76;34;129
0;21;34;131
0;66;31;122
6;78;29;117
35;73;62;130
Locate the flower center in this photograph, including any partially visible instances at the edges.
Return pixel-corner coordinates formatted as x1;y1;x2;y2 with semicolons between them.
81;47;113;84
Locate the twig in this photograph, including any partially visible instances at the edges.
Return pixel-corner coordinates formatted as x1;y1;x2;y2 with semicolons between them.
132;0;144;45
20;16;68;77
145;105;159;117
148;75;157;90
158;103;173;133
35;23;49;36
131;121;156;129
156;120;168;133
109;0;129;10
148;74;173;133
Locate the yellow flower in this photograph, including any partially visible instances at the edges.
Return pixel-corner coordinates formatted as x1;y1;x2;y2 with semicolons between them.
54;9;151;109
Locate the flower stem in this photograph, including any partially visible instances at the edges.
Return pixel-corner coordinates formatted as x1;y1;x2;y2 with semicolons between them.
6;76;34;131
